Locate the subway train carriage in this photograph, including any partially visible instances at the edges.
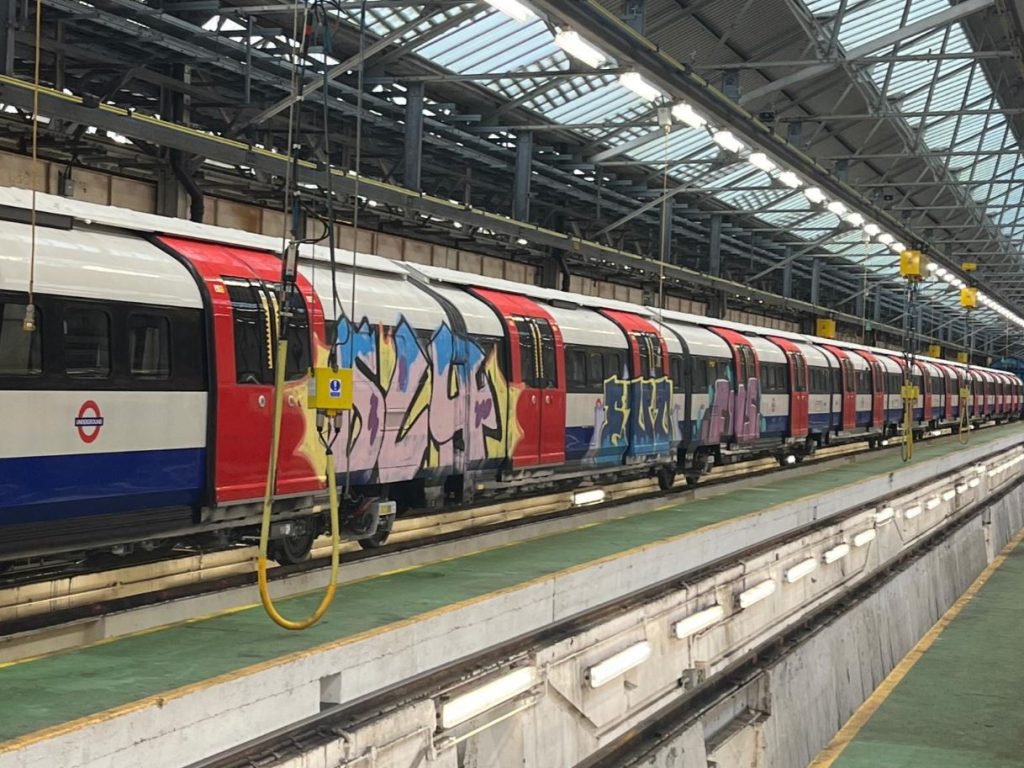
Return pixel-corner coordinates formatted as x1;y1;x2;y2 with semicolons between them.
0;187;1020;565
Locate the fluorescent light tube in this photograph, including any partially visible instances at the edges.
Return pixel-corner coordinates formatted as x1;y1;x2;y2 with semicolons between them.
671;102;706;128
863;223;881;237
875;507;895;524
785;557;818;583
587;641;652;688
440;667;538;729
573;488;606;506
778;170;802;188
878;233;894;245
804;186;826;204
845;212;865;227
674;604;725;639
748;152;775;172
904;506;922;520
925;497;941;510
891;241;905;253
956;484;968;494
824;543;850;564
619;72;662;101
826;200;847;216
483;0;536;22
853;529;876;547
713;129;744;153
738;579;776;608
942;490;956;501
968;478;980;490
554;30;608;68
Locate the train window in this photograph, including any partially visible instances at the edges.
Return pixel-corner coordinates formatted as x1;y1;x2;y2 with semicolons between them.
793;354;807;393
669;354;684;390
605;351;624;380
64;307;111;378
128;313;170;379
809;367;829;394
227;283;269;385
283;291;311;381
855;369;870;395
0;301;42;376
831;368;841;394
587;350;604;388
515;319;538;386
691;357;708;391
567;347;587;392
536;319;558;389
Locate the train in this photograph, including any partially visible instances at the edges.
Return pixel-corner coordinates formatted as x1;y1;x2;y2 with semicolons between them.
1;187;1021;566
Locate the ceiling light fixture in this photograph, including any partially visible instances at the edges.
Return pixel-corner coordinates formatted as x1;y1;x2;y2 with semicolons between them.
748;152;776;172
804;186;826;204
778;170;802;188
482;0;537;22
619;72;662;102
713;129;744;153
554;29;608;68
672;102;707;128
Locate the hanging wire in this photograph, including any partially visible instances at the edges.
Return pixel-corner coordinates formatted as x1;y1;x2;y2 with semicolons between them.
342;0;369;497
23;0;44;333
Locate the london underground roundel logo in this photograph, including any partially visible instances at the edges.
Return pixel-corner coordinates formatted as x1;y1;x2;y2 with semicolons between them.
74;400;104;443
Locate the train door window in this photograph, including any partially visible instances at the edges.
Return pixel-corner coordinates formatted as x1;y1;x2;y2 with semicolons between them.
282;290;311;381
587;350;604;388
566;347;587;392
793;354;807;393
855;368;870;395
605;350;624;379
128;313;170;379
227;282;270;385
536;319;558;388
0;300;42;376
514;319;538;386
692;357;708;391
669;354;684;390
64;306;111;378
831;367;841;394
637;334;663;378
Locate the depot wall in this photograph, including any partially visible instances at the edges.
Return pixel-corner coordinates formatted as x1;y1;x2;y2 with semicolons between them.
0;149;801;332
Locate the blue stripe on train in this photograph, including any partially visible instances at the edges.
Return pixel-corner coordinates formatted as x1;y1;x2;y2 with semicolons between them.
0;448;206;525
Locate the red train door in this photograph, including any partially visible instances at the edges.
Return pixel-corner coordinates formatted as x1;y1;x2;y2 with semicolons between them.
601;310;672;459
854;351;884;429
709;327;761;443
471;288;565;468
919;364;933;422
159;236;323;503
823;346;856;431
767;337;808;439
938;365;953;420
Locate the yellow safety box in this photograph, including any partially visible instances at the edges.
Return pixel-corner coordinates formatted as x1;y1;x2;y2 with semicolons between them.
816;318;836;338
899;249;929;280
307;367;354;412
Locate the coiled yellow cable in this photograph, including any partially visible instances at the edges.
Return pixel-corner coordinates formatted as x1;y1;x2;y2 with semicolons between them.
258;338;341;630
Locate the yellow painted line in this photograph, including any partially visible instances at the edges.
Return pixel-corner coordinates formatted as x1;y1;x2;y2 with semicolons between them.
1;429;1020;755
809;525;1024;768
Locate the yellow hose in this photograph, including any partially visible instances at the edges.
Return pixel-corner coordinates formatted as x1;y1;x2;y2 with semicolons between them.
258;338;341;630
957;386;971;445
900;381;914;463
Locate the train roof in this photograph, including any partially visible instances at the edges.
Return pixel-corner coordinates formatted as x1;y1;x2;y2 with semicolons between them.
0;187;405;278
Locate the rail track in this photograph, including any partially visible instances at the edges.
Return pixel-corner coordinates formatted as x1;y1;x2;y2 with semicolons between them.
0;425;985;663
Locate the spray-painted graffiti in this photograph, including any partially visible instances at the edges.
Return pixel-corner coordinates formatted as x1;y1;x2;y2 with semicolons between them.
697;377;761;444
332;316;518;483
584;375;680;462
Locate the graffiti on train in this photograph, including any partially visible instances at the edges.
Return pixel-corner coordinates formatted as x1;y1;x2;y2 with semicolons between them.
585;374;681;460
332;317;517;483
696;371;762;444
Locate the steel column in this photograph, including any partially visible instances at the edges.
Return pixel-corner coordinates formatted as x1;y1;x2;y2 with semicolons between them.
0;0;13;76
403;81;424;192
709;214;722;277
811;259;821;306
783;259;792;298
513;130;533;222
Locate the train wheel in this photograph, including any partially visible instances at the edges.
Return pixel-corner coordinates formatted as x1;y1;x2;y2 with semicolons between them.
685;475;700;487
268;528;317;565
657;467;677;491
358;513;395;550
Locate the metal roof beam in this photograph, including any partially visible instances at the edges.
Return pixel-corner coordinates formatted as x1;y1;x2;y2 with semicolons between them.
737;0;996;106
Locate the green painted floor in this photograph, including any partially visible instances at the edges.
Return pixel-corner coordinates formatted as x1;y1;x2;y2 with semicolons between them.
832;537;1024;768
1;425;1021;746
